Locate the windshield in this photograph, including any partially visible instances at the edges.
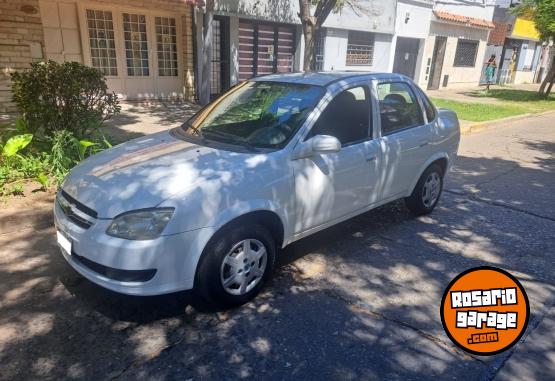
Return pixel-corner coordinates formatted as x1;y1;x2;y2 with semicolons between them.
182;81;325;149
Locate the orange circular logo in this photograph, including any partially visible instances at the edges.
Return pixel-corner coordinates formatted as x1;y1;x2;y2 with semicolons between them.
440;266;529;356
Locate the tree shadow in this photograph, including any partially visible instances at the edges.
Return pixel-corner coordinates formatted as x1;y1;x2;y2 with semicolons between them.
0;142;554;380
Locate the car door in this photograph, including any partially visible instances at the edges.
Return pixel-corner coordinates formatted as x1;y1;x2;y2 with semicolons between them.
292;84;381;233
376;81;434;200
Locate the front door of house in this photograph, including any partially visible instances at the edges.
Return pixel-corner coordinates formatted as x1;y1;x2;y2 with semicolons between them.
238;20;296;81
393;37;420;79
79;6;184;100
428;36;447;90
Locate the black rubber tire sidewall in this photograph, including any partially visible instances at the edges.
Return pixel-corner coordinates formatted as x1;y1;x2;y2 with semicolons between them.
405;164;444;215
195;223;276;308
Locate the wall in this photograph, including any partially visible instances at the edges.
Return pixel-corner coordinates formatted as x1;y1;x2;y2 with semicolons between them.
0;0;45;113
321;28;393;72
427;21;490;88
433;0;495;21
396;0;432;39
27;0;194;102
323;0;396;35
215;0;299;24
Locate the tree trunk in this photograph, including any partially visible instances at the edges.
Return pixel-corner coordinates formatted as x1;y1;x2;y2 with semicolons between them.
539;59;555;96
302;23;317;72
199;0;214;105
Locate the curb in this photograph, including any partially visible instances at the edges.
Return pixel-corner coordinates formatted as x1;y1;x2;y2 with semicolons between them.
460;110;555;135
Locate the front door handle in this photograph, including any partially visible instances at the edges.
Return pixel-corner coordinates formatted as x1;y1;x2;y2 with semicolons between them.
366;155;377;162
419;141;429;147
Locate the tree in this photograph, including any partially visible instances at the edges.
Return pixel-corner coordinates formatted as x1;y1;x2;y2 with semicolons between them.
298;0;336;72
298;0;364;72
515;0;555;96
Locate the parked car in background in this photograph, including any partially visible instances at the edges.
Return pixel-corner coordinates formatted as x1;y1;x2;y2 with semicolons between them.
54;72;460;307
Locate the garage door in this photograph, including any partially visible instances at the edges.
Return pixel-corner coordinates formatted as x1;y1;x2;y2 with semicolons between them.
79;6;185;99
238;20;295;81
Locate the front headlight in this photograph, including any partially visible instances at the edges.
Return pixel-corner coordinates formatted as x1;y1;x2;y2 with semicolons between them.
106;208;174;240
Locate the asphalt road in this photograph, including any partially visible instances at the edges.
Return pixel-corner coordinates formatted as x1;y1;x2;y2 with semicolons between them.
0;113;554;380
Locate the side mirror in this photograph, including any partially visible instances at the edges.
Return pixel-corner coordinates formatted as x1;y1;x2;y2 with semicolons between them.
291;134;341;160
311;135;341;154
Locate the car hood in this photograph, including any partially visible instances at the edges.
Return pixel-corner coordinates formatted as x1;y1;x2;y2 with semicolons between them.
61;130;245;218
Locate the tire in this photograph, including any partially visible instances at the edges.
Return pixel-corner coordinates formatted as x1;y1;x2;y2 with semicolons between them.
195;223;276;308
405;163;444;215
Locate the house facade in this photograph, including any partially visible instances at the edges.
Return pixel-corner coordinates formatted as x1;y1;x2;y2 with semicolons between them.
487;0;542;85
195;0;303;100
390;0;433;87
1;0;196;113
424;0;495;90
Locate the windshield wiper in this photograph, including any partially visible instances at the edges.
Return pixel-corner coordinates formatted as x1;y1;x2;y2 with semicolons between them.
201;129;257;151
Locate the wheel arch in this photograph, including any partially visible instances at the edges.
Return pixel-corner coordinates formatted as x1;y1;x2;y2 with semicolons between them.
407;153;449;196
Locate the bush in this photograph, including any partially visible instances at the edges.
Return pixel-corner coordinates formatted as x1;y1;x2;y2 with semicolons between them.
10;60;120;138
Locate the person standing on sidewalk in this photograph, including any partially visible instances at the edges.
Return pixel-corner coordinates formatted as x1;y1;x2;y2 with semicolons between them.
485;55;497;92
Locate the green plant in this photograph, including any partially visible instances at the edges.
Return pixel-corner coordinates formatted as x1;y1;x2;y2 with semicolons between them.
10;60;120;138
2;134;33;157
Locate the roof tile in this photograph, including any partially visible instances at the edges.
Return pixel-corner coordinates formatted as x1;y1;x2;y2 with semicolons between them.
433;10;495;29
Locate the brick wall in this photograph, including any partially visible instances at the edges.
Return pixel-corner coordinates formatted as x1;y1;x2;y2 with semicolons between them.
0;0;45;113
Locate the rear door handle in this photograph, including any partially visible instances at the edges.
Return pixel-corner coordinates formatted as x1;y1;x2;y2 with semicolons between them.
419;141;429;147
366;155;377;162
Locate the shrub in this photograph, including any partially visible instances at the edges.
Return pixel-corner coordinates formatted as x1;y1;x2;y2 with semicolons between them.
10;60;120;138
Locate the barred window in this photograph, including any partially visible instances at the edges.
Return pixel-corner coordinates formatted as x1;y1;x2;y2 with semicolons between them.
86;9;117;76
346;31;374;66
454;39;478;67
155;16;178;76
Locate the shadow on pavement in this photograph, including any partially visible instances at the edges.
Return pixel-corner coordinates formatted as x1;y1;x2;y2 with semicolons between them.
0;139;554;380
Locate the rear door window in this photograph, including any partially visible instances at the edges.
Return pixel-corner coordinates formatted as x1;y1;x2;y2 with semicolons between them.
377;82;424;136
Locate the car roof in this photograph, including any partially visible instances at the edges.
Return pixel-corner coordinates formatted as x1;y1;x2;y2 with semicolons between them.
251;71;409;87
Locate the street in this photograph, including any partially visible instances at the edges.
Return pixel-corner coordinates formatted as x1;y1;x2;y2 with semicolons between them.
0;113;554;380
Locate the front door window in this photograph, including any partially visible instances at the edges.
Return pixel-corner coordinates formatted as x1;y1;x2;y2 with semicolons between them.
155;16;178;77
86;9;117;76
122;13;149;76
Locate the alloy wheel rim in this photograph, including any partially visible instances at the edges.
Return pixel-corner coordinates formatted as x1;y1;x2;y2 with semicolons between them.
422;171;441;208
220;239;268;296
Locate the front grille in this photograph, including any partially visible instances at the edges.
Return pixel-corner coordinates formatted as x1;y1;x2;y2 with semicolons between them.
72;253;157;282
57;191;97;230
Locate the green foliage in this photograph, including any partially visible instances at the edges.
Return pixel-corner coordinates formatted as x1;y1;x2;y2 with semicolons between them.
1;60;118;196
10;60;120;138
515;0;555;41
2;134;33;157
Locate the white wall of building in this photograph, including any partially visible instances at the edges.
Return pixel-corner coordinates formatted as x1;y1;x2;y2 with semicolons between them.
321;29;393;72
323;0;397;35
396;0;432;39
393;1;433;83
427;21;491;88
433;0;495;20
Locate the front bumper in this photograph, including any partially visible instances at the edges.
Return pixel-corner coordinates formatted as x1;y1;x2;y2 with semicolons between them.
53;197;213;296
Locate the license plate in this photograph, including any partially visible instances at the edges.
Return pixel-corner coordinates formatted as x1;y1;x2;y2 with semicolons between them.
57;231;72;255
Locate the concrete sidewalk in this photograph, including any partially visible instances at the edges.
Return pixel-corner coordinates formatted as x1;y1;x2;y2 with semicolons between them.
104;100;200;144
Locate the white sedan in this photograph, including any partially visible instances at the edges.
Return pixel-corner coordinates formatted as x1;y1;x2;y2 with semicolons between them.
54;72;460;307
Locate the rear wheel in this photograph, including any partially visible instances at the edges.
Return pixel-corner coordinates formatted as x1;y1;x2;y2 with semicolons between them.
195;224;275;308
405;163;444;215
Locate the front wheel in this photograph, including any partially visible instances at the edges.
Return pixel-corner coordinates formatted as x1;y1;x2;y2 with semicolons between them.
405;164;444;215
195;224;276;308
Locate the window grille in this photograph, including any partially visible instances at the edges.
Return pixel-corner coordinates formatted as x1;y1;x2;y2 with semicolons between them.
86;9;117;76
346;31;374;66
454;39;479;67
123;13;149;76
155;17;178;77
